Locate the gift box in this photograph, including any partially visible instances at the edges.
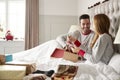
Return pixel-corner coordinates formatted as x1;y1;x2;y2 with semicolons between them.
63;51;79;62
0;65;26;80
0;55;5;65
6;61;36;75
51;48;79;62
51;48;64;58
5;54;13;62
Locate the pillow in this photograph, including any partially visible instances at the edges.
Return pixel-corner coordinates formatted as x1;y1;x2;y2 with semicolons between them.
108;53;120;74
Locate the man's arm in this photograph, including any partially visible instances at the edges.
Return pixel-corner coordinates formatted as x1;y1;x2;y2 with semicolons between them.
56;33;68;48
56;30;80;48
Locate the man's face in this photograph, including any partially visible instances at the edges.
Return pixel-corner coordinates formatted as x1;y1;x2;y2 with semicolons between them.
80;19;90;33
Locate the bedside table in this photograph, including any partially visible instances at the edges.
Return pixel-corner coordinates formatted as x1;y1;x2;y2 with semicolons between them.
0;40;24;54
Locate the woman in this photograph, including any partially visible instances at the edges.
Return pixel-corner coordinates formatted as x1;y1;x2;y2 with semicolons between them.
70;14;114;64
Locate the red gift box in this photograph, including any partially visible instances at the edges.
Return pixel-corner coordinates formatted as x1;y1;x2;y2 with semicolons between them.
51;48;79;62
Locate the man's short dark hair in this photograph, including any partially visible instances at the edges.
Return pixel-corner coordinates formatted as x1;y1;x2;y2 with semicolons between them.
79;14;90;21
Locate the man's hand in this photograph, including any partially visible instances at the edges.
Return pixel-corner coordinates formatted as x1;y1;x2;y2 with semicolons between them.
67;35;76;43
64;45;73;53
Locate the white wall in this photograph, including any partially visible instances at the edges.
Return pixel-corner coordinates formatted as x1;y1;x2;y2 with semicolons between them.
39;0;78;16
39;0;78;43
78;0;103;16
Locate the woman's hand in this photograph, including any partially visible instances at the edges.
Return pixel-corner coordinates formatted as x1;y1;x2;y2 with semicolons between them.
64;45;73;53
71;46;80;54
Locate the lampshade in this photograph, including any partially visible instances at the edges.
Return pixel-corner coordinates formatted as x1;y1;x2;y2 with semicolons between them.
114;26;120;44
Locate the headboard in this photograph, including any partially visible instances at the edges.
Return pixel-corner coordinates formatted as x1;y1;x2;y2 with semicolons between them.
88;0;120;53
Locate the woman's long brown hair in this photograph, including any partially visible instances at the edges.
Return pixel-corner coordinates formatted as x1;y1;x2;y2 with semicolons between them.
91;14;111;48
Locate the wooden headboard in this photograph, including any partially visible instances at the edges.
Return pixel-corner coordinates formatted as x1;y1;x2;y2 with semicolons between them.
88;0;120;53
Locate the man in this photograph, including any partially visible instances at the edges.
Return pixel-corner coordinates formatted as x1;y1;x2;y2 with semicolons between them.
56;14;95;52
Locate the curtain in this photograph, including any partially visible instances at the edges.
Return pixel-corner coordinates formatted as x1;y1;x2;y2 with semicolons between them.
25;0;39;50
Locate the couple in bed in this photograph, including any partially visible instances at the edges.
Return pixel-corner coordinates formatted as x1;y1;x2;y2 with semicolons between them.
13;14;113;65
13;14;114;78
56;14;113;65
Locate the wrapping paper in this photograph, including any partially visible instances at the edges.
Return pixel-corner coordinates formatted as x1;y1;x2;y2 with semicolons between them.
6;61;36;75
0;65;26;80
0;55;5;65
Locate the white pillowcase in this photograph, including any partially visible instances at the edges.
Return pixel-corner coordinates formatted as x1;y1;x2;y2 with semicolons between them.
108;53;120;74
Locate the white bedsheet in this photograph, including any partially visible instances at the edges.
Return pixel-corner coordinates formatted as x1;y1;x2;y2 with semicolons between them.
13;40;62;64
12;40;120;80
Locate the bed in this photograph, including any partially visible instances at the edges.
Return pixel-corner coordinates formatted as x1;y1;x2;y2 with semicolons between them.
12;0;120;80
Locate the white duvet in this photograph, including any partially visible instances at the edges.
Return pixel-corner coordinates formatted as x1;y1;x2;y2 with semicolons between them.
36;58;120;80
12;40;120;80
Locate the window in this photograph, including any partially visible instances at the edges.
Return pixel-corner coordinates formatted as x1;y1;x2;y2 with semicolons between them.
0;0;25;40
